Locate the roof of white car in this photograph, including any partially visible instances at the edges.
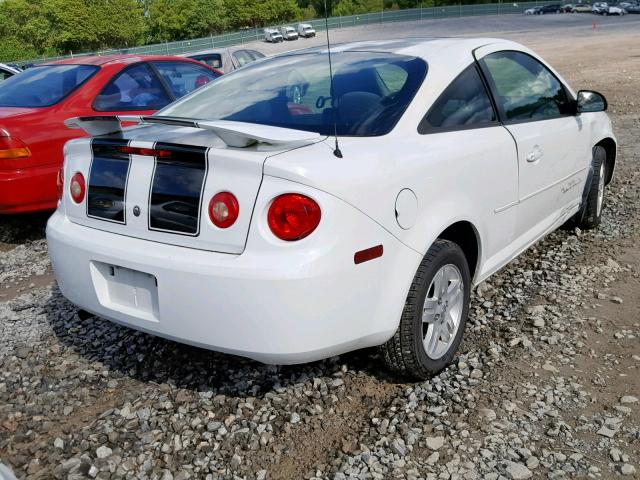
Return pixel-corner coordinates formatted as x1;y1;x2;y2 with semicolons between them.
283;37;521;61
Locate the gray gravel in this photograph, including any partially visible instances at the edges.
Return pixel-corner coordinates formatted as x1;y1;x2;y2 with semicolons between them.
1;126;638;479
2;17;640;480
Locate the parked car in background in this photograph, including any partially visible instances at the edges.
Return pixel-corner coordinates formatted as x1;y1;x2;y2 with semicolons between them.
297;23;316;37
591;2;625;13
538;4;563;13
625;3;640;12
524;6;542;13
561;3;576;11
605;4;627;13
49;38;615;379
0;55;221;214
573;3;594;11
279;26;299;40
264;28;283;43
0;63;21;82
185;48;265;73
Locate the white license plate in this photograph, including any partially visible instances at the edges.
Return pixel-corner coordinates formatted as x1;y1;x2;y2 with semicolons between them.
90;262;159;322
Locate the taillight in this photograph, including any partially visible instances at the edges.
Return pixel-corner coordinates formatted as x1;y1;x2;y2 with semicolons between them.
56;168;64;201
70;172;86;204
208;192;239;228
0;136;31;160
267;194;321;241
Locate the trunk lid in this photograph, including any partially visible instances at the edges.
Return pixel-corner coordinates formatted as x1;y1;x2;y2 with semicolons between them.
63;121;320;254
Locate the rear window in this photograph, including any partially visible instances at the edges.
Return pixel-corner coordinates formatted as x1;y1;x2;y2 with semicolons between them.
159;52;427;137
0;65;98;107
191;54;223;69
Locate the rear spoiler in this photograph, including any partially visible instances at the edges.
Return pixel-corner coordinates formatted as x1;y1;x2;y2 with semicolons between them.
65;116;322;148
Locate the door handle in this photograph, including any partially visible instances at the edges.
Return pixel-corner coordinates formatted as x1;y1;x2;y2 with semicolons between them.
526;145;543;163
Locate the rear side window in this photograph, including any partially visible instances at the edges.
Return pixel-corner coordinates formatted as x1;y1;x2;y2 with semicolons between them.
152;61;219;98
233;50;253;67
480;51;570;122
248;50;265;61
94;63;170;111
0;65;98;107
419;65;496;133
192;54;222;69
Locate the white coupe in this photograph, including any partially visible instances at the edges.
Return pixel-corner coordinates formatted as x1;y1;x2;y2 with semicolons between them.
48;38;616;379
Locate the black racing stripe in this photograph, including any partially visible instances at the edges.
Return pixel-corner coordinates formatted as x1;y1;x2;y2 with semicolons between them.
87;138;131;224
148;143;208;236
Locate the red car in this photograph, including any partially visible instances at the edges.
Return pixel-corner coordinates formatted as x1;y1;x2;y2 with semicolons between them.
0;55;221;214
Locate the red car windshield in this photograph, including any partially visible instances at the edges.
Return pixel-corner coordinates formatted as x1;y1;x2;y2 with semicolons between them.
0;64;98;108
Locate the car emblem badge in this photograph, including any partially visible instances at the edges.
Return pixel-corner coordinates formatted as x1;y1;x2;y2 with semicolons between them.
133;206;141;217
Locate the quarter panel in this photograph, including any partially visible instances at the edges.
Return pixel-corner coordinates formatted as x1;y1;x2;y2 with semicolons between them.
265;126;519;283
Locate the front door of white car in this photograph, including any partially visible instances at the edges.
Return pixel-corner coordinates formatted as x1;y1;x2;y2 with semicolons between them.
414;63;518;279
474;46;588;249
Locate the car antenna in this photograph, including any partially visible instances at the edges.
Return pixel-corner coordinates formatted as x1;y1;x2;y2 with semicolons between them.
324;0;343;158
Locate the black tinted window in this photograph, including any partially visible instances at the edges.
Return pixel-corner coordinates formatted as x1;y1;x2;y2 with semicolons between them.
0;65;98;107
152;61;219;98
420;65;495;132
94;63;170;111
481;51;570;122
160;52;427;137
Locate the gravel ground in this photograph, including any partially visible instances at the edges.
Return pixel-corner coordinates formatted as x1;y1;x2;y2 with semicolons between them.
1;18;639;480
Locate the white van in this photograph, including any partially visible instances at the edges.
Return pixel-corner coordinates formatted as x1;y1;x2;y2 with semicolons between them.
264;28;283;43
279;26;299;40
297;23;316;38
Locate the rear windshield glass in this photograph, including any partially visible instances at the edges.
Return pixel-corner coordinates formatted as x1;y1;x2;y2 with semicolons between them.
159;52;427;136
0;65;98;107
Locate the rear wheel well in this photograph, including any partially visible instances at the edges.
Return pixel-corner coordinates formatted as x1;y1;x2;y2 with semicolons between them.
437;221;480;279
596;138;616;185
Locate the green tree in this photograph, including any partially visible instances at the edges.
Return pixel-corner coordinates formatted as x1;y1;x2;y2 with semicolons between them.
188;0;229;36
90;0;146;49
147;0;228;42
146;0;192;41
225;0;300;29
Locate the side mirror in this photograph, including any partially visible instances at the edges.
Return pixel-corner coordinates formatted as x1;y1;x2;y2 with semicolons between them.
576;90;608;113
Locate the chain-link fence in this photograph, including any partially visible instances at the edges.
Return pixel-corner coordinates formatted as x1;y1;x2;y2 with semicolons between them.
31;1;547;63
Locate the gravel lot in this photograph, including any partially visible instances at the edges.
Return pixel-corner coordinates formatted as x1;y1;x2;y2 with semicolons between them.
1;15;640;480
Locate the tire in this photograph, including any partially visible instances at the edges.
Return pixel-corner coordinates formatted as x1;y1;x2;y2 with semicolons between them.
381;239;471;380
571;145;608;230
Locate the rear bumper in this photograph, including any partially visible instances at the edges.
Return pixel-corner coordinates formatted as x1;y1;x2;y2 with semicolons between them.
0;164;58;214
47;195;421;363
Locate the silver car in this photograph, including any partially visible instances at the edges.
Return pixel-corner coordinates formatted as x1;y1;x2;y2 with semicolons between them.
185;48;266;73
